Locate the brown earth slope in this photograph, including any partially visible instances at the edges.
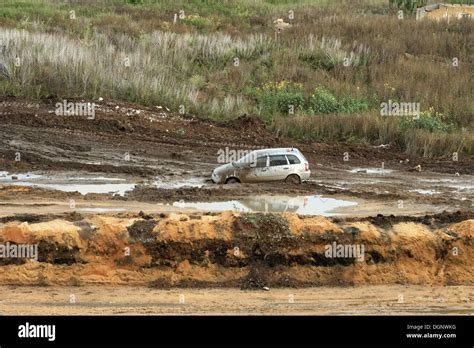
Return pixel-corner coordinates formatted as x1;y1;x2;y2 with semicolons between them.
0;211;472;288
1;97;472;176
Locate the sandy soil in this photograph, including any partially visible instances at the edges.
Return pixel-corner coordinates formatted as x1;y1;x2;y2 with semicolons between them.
425;5;474;20
0;285;472;315
0;210;472;288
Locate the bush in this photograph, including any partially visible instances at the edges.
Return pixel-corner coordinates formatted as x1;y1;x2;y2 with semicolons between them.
339;97;371;113
300;51;337;71
189;74;206;90
182;14;216;30
389;0;427;13
253;81;305;117
273;112;471;158
399;111;453;133
448;0;474;4
310;88;370;114
310;87;339;113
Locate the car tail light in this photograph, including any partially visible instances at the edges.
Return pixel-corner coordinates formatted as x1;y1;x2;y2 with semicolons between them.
305;162;309;171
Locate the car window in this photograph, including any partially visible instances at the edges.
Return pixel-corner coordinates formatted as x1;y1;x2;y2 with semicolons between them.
234;151;257;166
269;155;288;166
286;155;301;165
290;148;307;162
256;156;267;168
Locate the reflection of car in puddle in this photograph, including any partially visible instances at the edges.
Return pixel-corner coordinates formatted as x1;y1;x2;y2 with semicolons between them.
239;195;308;213
174;195;358;216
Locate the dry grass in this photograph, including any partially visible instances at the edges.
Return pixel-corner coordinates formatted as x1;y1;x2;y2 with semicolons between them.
0;28;272;114
0;0;472;157
274;112;472;157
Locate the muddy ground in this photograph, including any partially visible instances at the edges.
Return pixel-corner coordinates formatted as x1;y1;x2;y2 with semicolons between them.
0;98;472;213
0;97;472;176
1;285;472;315
0;98;472;315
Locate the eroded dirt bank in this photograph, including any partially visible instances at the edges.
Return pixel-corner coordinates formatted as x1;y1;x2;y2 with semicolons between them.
0;211;472;288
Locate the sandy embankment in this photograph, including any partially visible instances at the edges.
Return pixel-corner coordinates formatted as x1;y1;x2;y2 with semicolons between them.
0;211;472;288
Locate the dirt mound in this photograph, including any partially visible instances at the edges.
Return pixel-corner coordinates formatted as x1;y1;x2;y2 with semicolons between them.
224;115;269;136
354;211;474;228
241;262;270;289
127;219;158;242
0;211;472;287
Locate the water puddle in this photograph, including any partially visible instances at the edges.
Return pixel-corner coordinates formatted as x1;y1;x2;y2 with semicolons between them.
0;171;211;195
349;168;393;174
153;177;207;189
0;172;135;196
172;194;358;216
72;176;126;182
418;178;474;192
409;189;440;195
77;207;127;213
7;182;135;196
0;172;42;180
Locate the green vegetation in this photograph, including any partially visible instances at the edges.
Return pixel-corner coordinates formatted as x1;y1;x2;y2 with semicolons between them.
251;81;305;122
0;0;472;157
448;0;474;4
389;0;427;13
399;110;454;134
310;88;370;114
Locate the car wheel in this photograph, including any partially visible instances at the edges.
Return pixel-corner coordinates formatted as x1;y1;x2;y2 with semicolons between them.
225;177;240;184
285;174;301;184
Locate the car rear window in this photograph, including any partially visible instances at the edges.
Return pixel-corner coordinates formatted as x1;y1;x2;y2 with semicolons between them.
286;155;301;164
292;148;307;162
269;155;288;166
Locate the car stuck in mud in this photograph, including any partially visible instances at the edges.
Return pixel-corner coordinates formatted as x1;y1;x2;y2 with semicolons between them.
211;147;310;184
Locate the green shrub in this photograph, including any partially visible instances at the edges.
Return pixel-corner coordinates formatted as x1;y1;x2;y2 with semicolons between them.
310;88;370;114
339;97;370;113
253;81;305;116
182;14;215;30
448;0;474;4
189;74;206;90
399;110;453;133
300;51;337;71
389;0;427;13
310;87;339;113
123;0;144;4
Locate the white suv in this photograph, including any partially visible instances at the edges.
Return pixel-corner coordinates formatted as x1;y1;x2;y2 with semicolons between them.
211;148;310;184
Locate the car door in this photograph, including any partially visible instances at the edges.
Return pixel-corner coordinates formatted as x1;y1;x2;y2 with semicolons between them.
246;156;272;182
268;154;290;181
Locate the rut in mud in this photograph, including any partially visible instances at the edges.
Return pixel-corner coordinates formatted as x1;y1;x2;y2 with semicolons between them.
0;211;472;288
